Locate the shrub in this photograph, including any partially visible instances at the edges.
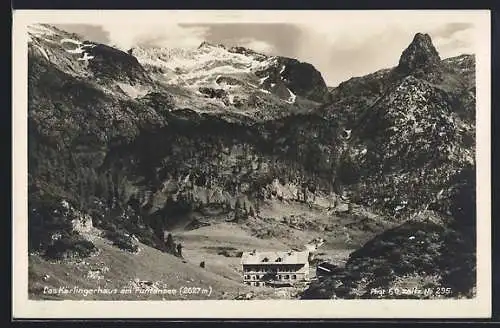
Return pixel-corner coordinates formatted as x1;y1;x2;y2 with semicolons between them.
44;233;98;259
176;243;183;257
165;233;176;254
103;230;138;253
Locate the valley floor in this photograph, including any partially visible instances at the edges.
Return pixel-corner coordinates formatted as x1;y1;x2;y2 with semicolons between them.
28;200;388;301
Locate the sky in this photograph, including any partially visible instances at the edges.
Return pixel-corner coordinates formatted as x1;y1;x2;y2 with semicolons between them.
55;12;477;86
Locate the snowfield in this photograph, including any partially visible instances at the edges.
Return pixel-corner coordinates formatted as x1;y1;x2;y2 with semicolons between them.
130;43;298;110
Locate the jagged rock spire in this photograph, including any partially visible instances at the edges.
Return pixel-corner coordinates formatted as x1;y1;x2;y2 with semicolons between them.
198;41;226;49
397;33;441;75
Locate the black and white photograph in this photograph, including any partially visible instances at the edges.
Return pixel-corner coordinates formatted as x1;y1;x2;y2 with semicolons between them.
12;9;491;318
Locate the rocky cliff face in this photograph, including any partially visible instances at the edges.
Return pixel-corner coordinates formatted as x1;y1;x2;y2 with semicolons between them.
253;56;329;103
87;44;153;84
27;24;476;297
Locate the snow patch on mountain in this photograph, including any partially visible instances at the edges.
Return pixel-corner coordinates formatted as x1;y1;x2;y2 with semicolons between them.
133;45;258;76
58;38;97;64
131;45;281;93
285;88;297;104
259;76;269;85
35;45;50;61
127;43;326;114
28;24;61;44
28;24;57;38
117;82;150;99
60;38;88;54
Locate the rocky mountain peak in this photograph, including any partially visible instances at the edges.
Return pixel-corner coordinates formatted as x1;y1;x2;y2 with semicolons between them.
397;32;441;75
228;46;268;60
198;41;226;49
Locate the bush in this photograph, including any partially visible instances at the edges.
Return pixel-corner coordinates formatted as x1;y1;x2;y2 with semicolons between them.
44;233;98;259
71;239;98;257
164;232;180;255
28;195;74;253
103;230;138;253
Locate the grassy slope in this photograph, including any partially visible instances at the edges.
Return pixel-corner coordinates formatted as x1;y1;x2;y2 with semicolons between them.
29;233;253;300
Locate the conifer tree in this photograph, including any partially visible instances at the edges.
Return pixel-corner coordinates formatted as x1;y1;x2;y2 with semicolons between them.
166;233;175;254
176;243;183;257
234;198;242;219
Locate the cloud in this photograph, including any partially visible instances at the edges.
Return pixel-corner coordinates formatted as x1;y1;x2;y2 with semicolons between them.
236;38;275;54
290;16;476;86
54;24;111;44
432;22;474;38
179;23;302;55
97;23;209;50
294;12;476;53
430;24;475;57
